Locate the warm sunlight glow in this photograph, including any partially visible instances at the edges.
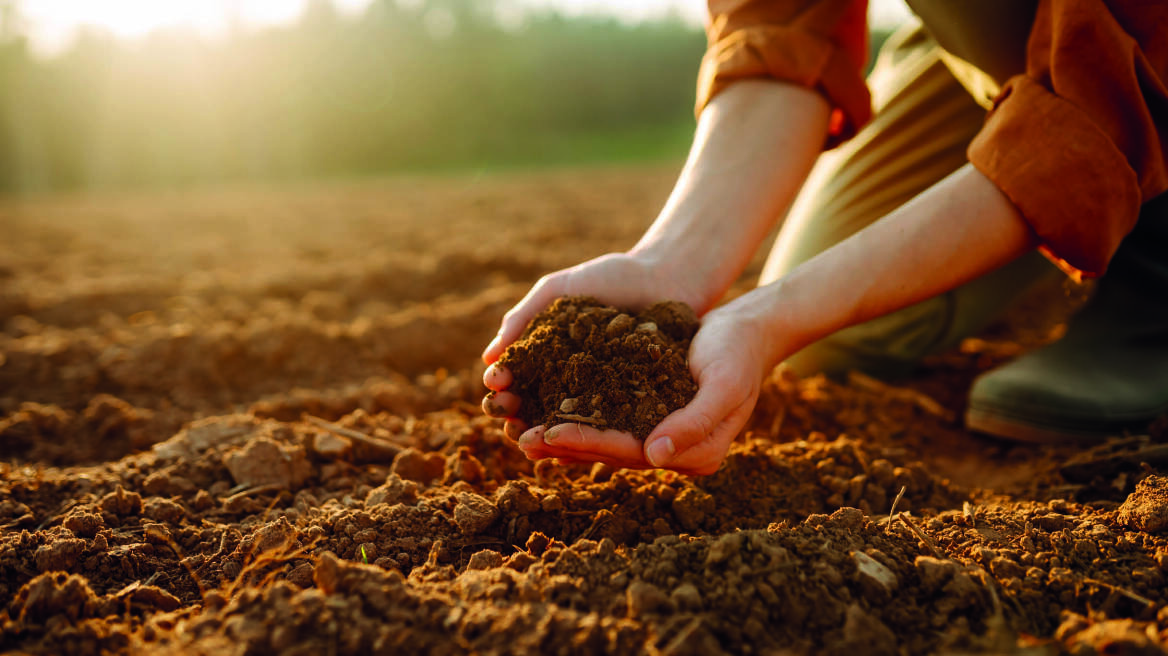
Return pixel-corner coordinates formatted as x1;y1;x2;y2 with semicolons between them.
15;0;371;54
15;0;912;55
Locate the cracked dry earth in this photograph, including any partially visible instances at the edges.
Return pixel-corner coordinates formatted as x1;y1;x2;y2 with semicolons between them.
1;166;1166;655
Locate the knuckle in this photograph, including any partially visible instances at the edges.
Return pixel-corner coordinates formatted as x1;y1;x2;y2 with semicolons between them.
688;410;717;441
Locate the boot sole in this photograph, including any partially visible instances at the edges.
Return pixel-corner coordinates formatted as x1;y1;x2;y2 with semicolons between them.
964;407;1144;444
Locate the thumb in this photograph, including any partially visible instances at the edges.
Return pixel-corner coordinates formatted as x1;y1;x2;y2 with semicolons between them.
643;366;747;473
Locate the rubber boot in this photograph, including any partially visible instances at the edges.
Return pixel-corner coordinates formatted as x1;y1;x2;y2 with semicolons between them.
966;194;1168;443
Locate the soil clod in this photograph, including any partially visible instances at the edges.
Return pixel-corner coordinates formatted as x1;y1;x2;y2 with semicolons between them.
1119;475;1168;533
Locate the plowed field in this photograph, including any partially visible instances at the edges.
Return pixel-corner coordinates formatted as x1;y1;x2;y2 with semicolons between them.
1;166;1165;655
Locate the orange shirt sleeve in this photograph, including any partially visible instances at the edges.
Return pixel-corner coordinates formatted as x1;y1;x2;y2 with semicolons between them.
697;0;872;148
967;0;1168;279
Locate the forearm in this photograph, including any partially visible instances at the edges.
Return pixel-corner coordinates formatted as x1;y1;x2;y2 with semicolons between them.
736;164;1038;365
631;80;831;313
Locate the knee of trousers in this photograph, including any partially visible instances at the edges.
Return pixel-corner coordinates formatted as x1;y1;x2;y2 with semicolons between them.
783;294;953;380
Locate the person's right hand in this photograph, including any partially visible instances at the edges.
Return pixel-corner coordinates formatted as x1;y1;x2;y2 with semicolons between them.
480;250;708;441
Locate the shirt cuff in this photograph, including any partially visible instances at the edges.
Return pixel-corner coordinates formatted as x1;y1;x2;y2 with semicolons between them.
967;75;1142;279
696;25;872;149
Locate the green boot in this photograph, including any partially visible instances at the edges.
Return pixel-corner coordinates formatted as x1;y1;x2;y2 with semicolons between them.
966;195;1168;443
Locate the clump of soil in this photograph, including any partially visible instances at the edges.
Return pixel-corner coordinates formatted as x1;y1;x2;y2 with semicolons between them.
498;296;699;439
1118;475;1168;533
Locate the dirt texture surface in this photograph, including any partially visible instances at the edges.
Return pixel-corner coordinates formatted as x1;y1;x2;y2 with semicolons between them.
1;166;1166;655
497;296;698;439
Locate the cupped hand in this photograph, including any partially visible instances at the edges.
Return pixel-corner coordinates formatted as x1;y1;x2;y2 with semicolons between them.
489;303;776;476
479;249;705;449
480;252;704;365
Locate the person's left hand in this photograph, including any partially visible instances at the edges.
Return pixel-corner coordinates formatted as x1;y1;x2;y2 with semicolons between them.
482;303;776;476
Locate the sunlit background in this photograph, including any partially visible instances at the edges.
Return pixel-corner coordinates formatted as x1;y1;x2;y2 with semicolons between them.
0;0;910;193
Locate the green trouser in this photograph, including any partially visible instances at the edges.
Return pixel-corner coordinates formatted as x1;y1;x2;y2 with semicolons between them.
759;23;1063;378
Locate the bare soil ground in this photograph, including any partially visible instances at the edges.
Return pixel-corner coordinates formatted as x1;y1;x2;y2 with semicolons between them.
1;166;1165;655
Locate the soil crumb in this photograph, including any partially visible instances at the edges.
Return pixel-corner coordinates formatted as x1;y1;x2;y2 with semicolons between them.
498;295;698;439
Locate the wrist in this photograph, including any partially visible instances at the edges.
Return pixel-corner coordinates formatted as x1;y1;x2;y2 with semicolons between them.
715;276;819;371
626;237;726;314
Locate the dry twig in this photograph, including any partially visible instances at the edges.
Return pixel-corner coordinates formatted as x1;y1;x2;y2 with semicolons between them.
898;512;944;558
886;485;907;533
847;371;955;422
304;414;405;453
661;617;705;655
1083;577;1156;607
223;483;283;504
555;413;607;426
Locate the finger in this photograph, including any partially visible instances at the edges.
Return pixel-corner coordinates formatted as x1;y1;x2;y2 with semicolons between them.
482;276;562;364
518;424;640;466
644;365;752;473
528;444;647;470
667;397;754;475
543;423;645;463
517;425;547;452
518;425;585;460
518;425;577;460
481;390;521;418
482;363;513;391
504;418;527;441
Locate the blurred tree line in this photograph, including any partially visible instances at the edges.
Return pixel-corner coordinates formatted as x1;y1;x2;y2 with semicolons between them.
0;0;894;194
0;0;707;193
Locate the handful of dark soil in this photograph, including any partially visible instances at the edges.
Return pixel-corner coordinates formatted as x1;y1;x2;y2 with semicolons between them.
497;296;699;440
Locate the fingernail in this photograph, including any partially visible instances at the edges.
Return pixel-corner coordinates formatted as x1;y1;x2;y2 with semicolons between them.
646;436;675;467
543;425;563;443
481;392;497;416
518;427;543;449
504;421;522;442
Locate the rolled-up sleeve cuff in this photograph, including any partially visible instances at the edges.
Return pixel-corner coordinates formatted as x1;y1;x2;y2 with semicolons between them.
967;75;1141;279
696;25;872;148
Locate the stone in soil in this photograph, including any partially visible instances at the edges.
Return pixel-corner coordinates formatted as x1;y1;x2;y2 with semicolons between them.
1118;475;1168;533
223;437;311;489
498;296;699;439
